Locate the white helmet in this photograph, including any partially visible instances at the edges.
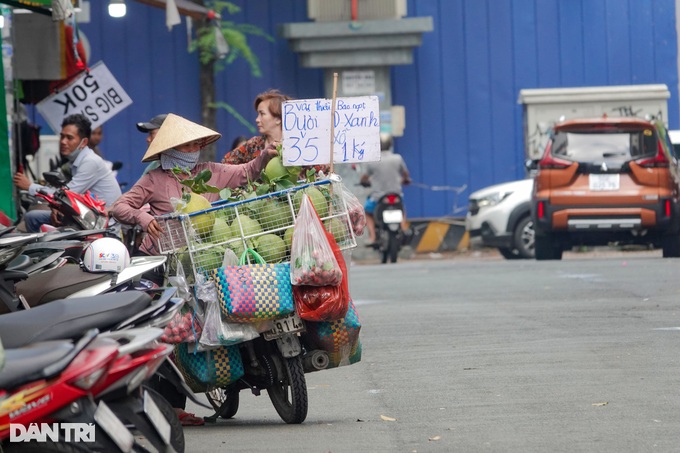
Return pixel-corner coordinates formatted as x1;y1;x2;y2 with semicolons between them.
82;237;130;273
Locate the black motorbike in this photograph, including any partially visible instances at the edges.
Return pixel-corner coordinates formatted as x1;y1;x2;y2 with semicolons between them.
372;193;407;263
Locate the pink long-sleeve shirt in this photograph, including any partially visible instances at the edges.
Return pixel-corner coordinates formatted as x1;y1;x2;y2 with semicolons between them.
111;152;270;255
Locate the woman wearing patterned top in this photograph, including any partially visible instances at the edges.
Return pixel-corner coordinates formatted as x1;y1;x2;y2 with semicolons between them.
222;89;328;177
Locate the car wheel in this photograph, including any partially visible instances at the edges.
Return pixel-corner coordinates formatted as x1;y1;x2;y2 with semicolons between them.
535;234;562;260
662;234;680;258
513;216;535;259
498;247;520;259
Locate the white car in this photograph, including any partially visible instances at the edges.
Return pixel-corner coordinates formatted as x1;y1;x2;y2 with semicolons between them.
669;130;680;157
466;179;534;259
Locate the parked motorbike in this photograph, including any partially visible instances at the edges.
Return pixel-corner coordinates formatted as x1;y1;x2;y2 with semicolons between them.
0;290;193;452
0;234;165;313
372;192;407;263
0;329;132;452
35;171;109;231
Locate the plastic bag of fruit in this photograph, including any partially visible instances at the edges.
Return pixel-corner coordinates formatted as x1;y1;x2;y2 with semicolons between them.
290;194;342;286
336;182;366;236
160;308;202;344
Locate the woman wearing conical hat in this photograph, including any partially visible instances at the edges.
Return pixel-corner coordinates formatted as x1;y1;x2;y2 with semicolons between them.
111;113;277;257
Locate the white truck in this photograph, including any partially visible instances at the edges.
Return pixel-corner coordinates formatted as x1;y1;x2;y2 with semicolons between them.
518;84;671;160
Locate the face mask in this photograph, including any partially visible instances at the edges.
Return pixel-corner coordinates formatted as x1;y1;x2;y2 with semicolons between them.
67;139;87;163
160;148;201;170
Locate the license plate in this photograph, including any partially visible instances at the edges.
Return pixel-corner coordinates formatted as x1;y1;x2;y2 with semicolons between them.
382;209;403;224
264;313;305;340
589;174;620;191
143;390;171;446
94;400;135;453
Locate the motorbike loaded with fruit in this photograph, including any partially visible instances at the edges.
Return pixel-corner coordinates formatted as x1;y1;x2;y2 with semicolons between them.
156;149;365;424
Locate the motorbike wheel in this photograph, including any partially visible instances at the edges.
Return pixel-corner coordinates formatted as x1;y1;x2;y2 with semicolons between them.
205;388;240;419
382;231;400;264
268;355;308;424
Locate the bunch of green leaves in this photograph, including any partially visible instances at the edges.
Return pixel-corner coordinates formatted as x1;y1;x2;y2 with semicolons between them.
172;167;220;201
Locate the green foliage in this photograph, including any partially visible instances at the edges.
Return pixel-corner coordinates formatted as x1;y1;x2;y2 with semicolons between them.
189;1;274;75
171;167;220;197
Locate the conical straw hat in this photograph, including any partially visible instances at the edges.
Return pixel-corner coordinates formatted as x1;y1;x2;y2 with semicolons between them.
141;113;222;162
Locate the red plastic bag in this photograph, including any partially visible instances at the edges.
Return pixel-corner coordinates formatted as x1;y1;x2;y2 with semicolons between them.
293;223;349;322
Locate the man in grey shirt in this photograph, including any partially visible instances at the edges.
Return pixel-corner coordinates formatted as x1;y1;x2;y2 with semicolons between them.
360;134;411;244
13;114;122;232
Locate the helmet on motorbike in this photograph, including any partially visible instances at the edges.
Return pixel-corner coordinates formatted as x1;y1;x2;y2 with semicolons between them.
82;237;130;273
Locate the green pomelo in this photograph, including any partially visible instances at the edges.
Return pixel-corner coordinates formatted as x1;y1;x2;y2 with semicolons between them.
195;246;227;272
324;217;347;245
255;234;287;263
263;155;288;181
283;227;294;250
215;204;236;224
257;199;294;232
227;239;255;261
181;193;215;237
293;187;329;219
211;217;233;244
231;214;263;240
243;191;265;218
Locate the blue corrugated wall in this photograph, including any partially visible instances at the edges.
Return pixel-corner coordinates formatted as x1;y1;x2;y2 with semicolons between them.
26;0;678;219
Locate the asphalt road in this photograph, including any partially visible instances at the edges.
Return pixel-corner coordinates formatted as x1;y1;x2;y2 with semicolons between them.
184;249;680;452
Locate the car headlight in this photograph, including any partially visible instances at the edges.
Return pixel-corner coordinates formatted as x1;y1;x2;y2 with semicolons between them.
476;190;513;208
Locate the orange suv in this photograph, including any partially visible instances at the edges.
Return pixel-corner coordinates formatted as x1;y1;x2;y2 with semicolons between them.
531;117;680;260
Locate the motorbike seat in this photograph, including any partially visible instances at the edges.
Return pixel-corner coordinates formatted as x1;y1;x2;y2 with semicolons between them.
24;239;84;257
12;264;113;311
0;291;153;349
0;340;75;389
6;254;31;271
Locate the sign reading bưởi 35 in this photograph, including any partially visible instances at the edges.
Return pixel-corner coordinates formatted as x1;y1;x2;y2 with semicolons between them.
281;96;381;166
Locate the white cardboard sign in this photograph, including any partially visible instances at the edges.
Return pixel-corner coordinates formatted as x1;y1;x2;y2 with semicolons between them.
37;61;133;133
281;95;381;166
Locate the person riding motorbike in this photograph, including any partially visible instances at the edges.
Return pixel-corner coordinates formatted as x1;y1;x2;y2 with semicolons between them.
13;114;122;232
359;133;411;246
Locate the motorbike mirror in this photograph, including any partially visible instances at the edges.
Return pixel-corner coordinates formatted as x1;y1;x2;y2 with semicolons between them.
42;171;67;187
111;161;123;171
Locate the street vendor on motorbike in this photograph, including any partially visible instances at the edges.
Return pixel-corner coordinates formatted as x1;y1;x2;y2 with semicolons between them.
110;113;278;426
111;113;277;256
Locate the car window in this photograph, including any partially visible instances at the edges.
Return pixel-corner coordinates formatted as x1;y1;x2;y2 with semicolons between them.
552;130;655;164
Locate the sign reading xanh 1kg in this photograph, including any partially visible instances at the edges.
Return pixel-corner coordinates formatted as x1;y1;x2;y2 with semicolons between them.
37;61;133;133
281;96;380;166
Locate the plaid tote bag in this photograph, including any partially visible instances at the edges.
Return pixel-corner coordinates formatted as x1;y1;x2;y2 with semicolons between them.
174;343;245;392
212;249;295;323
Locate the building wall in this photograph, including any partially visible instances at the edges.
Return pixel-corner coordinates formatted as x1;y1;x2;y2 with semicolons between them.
28;0;678;219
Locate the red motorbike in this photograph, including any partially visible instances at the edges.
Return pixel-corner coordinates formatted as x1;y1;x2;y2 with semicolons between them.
0;290;192;452
34;172;108;231
0;329;129;452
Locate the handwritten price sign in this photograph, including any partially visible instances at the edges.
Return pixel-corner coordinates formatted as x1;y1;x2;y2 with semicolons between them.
281;96;381;166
